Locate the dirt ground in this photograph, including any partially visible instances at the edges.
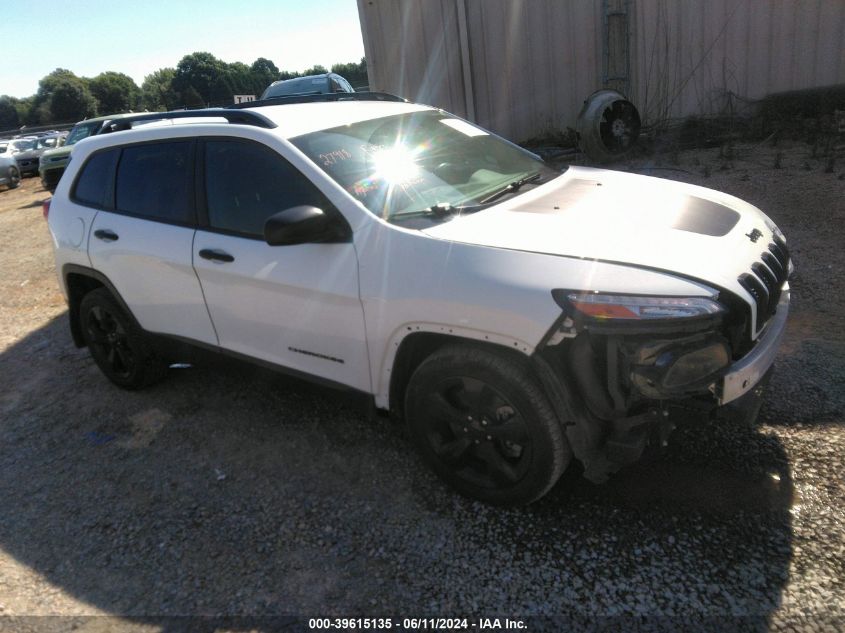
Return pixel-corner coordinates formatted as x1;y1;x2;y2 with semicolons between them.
0;141;844;630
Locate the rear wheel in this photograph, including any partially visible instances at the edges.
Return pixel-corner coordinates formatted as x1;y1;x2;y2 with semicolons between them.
79;288;167;389
405;344;571;505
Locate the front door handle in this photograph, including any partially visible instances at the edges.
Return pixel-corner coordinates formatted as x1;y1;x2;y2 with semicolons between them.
198;248;235;263
94;229;119;242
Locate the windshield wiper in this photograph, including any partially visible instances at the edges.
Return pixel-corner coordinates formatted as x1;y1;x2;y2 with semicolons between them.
478;173;544;205
391;202;480;222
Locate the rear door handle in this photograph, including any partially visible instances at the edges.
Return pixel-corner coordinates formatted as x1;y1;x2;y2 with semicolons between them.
94;229;119;242
198;248;235;263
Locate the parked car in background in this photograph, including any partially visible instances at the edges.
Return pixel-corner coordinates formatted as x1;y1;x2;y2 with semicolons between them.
0;153;21;190
260;73;354;100
0;138;36;157
15;133;66;177
40;113;136;192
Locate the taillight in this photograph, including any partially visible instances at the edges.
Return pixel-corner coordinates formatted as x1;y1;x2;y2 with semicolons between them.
42;198;51;220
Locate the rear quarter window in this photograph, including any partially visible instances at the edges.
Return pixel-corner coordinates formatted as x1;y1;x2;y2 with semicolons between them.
71;149;119;209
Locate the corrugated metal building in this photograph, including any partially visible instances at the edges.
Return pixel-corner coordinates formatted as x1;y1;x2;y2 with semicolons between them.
356;0;845;141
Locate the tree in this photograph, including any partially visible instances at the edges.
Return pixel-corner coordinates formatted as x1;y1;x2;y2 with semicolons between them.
28;69;97;124
14;96;36;126
32;69;81;113
332;58;368;89
0;97;20;129
250;57;280;94
173;52;228;105
226;62;254;98
141;68;179;111
301;64;328;76
89;72;140;114
48;77;98;122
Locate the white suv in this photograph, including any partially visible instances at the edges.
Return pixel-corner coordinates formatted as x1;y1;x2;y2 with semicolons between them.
46;94;791;505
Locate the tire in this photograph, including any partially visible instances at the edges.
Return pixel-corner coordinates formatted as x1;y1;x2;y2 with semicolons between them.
405;344;571;505
79;288;168;390
7;166;20;189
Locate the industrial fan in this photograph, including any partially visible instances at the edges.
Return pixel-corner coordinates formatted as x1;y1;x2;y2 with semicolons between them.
576;89;641;162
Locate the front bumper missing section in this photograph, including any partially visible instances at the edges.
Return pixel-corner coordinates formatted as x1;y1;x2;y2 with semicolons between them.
719;286;789;405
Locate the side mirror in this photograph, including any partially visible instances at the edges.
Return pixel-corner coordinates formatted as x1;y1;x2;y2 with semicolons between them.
264;205;347;246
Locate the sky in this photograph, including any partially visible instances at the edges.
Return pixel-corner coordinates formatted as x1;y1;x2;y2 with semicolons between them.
1;0;366;98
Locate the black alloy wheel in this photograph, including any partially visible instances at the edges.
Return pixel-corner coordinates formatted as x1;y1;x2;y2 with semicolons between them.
406;345;571;505
422;376;531;489
79;288;168;389
85;304;135;380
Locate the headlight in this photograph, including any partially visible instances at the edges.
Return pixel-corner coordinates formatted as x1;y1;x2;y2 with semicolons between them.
556;291;724;321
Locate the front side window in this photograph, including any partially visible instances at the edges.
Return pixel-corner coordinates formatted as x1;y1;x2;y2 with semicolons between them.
290;111;558;223
204;139;329;238
116;141;193;224
72;148;119;208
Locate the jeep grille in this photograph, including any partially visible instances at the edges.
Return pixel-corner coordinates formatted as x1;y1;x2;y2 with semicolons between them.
738;236;790;332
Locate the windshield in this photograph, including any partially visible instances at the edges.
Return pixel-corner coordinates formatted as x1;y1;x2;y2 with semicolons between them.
14;139;36;151
36;136;59;150
291;111;556;222
65;122;100;146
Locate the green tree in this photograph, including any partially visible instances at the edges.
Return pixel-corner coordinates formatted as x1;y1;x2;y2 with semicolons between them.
89;71;140;114
0;96;20;129
173;51;228;105
301;64;328;76
32;68;81;114
226;62;254;98
250;57;280;94
14;96;36;126
331;58;368;89
141;68;179;111
49;77;98;122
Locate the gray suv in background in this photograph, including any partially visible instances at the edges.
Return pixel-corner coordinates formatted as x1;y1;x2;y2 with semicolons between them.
260;73;354;100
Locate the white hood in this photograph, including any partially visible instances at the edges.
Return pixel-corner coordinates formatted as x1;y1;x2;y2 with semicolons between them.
423;166;781;306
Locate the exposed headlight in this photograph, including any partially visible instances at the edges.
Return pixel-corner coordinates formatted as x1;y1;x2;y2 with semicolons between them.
559;292;724;321
630;337;731;397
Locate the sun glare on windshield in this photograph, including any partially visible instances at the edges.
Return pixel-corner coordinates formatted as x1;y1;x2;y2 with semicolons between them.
370;143;420;184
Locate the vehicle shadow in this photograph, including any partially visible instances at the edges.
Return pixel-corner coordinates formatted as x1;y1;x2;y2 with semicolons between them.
0;314;796;629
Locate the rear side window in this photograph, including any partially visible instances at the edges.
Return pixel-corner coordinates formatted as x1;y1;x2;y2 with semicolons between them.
204;139;330;237
72;149;119;208
116;141;193;224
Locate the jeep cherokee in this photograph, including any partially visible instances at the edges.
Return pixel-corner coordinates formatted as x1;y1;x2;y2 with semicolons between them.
46;94;791;505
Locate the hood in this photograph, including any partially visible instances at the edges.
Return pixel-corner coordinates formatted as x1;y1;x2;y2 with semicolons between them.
41;146;72;160
423;166;783;306
15;148;46;160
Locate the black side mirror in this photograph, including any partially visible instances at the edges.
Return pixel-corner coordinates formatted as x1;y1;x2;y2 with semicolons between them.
264;206;348;246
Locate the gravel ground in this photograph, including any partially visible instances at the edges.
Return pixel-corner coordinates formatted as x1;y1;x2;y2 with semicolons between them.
0;141;843;631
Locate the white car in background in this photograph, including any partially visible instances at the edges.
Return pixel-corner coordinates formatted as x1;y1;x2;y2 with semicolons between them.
0;153;21;190
45;94;791;505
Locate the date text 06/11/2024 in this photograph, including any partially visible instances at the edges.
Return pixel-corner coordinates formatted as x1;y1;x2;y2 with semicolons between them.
307;618;527;630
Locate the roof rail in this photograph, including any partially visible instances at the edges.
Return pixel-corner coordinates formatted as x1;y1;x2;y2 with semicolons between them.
97;109;277;134
226;91;408;110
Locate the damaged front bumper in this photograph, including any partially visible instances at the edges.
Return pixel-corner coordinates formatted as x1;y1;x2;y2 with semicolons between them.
719;286;789;405
534;285;790;482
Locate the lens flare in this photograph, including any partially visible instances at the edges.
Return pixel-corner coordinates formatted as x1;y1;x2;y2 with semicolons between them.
371;145;420;183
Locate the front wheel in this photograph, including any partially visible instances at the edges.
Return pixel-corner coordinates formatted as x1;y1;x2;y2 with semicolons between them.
79;288;168;389
7;166;20;189
405;345;571;505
